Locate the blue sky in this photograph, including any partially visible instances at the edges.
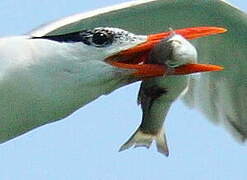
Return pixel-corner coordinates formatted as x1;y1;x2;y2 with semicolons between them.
0;0;246;180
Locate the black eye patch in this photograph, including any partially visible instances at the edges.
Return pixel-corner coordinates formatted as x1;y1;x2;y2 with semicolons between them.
32;31;90;44
32;29;114;48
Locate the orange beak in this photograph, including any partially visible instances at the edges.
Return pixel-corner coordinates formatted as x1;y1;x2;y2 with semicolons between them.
106;26;227;78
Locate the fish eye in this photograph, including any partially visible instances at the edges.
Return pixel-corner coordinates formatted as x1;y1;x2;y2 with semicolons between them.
91;31;113;47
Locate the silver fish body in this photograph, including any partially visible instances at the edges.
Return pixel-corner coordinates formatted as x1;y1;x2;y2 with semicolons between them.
120;34;198;156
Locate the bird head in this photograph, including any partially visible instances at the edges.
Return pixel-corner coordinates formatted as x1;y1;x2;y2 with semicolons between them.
44;26;226;78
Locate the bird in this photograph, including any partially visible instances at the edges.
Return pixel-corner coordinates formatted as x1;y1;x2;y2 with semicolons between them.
0;0;246;150
0;24;224;143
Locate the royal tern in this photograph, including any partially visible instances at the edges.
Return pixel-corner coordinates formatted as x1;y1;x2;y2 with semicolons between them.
0;25;224;143
0;0;246;152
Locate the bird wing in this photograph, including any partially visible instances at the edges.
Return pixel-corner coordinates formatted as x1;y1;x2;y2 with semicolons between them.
30;0;247;140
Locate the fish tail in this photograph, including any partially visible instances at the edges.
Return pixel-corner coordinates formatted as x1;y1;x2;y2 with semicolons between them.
119;128;169;156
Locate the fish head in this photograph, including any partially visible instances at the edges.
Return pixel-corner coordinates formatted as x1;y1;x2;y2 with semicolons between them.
106;26;226;78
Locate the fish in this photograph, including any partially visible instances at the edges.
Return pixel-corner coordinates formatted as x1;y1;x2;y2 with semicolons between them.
119;32;198;156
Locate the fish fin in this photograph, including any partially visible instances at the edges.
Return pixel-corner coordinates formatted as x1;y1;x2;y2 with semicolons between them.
155;129;169;156
137;82;145;105
119;128;169;156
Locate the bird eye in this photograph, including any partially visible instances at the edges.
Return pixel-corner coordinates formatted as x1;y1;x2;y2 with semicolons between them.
91;31;112;47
